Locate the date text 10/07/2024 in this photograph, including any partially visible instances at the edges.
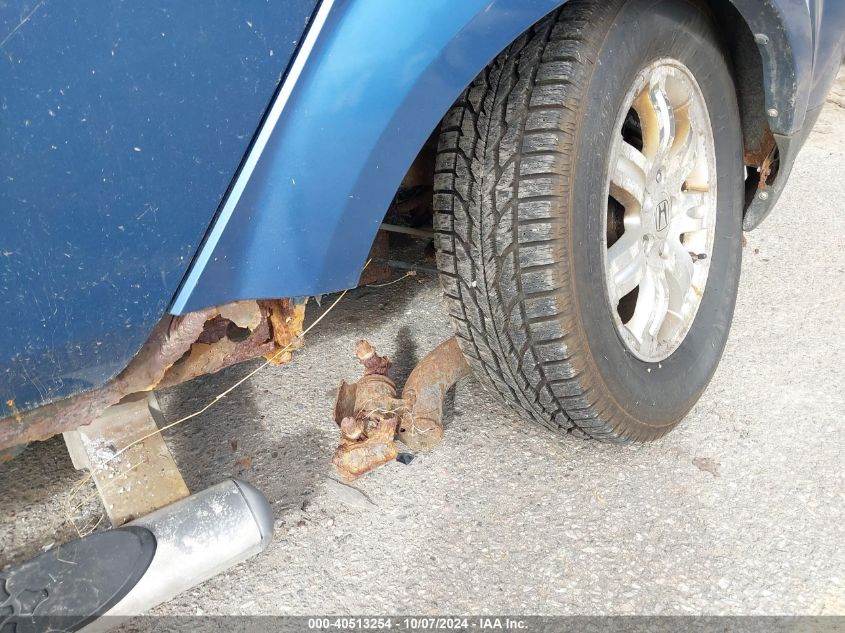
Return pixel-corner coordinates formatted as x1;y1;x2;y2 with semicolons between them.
307;617;529;631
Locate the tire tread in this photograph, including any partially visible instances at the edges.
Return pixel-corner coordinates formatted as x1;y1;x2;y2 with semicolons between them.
433;0;643;441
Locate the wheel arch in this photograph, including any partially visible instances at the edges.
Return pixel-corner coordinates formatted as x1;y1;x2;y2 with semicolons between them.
170;0;807;315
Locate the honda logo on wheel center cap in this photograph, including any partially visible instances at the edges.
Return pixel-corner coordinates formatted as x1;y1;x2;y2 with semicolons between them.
655;199;670;233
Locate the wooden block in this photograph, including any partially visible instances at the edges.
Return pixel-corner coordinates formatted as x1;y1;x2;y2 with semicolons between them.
63;393;189;526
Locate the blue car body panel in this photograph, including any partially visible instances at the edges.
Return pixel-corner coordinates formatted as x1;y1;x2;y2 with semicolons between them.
0;0;318;418
1;0;843;421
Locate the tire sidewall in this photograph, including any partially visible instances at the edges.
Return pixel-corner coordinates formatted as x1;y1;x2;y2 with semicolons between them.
571;0;744;425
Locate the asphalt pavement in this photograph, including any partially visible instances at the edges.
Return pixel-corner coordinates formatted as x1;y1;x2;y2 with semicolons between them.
1;72;843;617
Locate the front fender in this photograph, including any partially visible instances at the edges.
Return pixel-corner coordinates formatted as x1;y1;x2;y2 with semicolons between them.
170;0;569;313
171;0;808;313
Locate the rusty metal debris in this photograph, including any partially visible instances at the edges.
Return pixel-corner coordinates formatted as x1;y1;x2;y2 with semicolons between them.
744;127;779;193
0;298;306;452
398;337;471;451
331;337;470;480
332;341;402;480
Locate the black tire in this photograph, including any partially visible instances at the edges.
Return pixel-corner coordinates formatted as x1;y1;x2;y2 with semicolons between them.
433;0;744;441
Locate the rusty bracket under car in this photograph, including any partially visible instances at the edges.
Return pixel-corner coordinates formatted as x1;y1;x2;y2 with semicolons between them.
331;337;470;480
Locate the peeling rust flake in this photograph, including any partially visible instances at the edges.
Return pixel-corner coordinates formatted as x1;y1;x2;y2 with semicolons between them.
0;298;307;452
744;127;779;190
265;299;306;365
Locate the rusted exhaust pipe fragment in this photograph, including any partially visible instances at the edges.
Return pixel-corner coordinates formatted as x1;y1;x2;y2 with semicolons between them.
331;337;470;480
331;341;403;481
397;337;470;452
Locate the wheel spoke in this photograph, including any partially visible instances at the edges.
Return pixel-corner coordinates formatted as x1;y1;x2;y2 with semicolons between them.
665;238;695;310
680;191;709;212
678;132;712;195
672;192;709;237
610;140;648;209
634;76;676;162
671;113;696;182
652;82;676;159
606;227;646;303
625;267;670;350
